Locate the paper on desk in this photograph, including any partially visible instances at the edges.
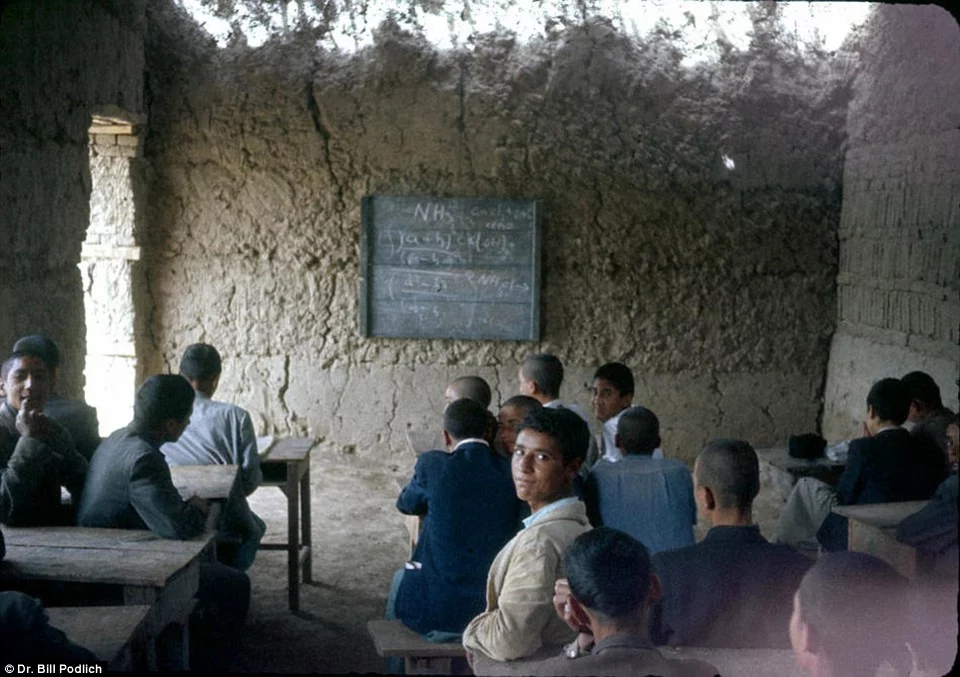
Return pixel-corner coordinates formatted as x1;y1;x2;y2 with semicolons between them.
257;435;276;458
825;440;849;463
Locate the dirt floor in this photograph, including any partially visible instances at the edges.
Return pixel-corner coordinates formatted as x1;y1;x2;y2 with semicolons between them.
225;450;787;675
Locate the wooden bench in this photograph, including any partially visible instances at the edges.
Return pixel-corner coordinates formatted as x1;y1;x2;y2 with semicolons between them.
832;500;931;578
46;605;153;671
367;619;465;675
664;646;804;677
257;436;315;612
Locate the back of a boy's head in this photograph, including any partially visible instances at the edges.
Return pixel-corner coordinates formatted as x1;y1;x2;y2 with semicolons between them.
798;552;910;677
866;378;911;425
901;371;943;410
443;398;490;441
616;406;660;455
448;376;492;409
695;438;759;509
565;527;651;619
179;343;223;382
521;354;563;398
134;374;195;430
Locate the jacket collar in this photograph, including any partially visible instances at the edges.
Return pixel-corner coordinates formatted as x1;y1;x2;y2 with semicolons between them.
701;524;766;544
0;402;17;427
591;633;656;654
523;497;588;529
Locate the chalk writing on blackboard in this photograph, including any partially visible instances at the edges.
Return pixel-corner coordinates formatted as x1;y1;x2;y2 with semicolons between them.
359;196;541;341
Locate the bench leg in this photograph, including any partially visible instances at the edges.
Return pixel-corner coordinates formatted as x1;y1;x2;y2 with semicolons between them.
287;460;300;613
156;620;189;671
300;459;312;583
405;656;454;675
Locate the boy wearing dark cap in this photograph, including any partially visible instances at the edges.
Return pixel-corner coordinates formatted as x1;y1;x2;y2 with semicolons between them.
11;335;100;460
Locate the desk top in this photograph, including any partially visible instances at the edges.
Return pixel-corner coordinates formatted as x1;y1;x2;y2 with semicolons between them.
2;526;211;552
169;464;239;500
1;544;207;588
260;437;316;462
832;500;930;528
664;647;803;677
758;447;846;473
0;526;213;588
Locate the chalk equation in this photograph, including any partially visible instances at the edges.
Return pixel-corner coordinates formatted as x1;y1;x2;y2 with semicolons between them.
373;267;532;303
376;228;521;267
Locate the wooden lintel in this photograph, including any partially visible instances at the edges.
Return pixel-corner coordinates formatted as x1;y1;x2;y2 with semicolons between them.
89;124;137;135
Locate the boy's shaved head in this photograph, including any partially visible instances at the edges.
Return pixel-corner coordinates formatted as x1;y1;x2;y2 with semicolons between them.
445;376;492;409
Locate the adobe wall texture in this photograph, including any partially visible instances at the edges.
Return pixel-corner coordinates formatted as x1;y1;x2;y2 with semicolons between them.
0;0;146;397
143;2;852;464
822;4;960;440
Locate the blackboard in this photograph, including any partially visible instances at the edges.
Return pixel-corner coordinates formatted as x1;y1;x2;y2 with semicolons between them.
359;196;542;341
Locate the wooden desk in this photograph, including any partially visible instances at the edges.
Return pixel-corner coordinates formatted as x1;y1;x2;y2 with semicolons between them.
757;447;846;503
0;526;213;669
664;647;803;677
258;436;315;612
170;463;240;500
47;605;153;671
832;501;930;578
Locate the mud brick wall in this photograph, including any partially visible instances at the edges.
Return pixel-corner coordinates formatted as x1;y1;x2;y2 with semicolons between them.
141;2;852;464
822;4;960;439
0;0;146;398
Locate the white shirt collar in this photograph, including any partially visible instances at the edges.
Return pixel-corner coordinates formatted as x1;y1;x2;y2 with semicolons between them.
453;438;490;451
522;496;579;528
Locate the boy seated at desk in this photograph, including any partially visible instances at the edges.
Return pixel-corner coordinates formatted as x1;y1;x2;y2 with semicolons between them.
390;398;523;643
161;343;265;570
445;375;498;447
11;335;101;461
473;528;716;677
790;552;913;677
462;407;592;665
78;374;250;654
583;406;695;555
775;377;945;552
0;348;87;526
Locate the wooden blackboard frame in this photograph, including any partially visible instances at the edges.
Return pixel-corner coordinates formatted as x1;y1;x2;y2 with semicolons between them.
359;195;542;341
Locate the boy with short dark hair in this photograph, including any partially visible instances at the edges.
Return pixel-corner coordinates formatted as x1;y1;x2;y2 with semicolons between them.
776;377;945;552
584;407;695;554
392;398;523;637
790;552;912;677
0;350;87;526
